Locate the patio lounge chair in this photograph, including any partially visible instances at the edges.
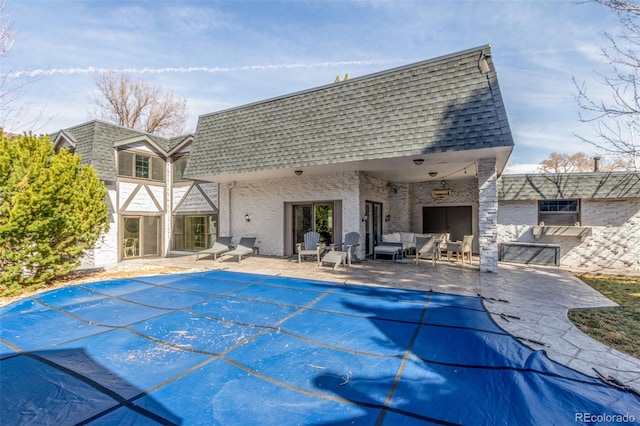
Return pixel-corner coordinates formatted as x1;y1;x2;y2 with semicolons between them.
297;231;322;265
220;237;257;263
342;231;361;263
196;236;233;261
415;236;439;266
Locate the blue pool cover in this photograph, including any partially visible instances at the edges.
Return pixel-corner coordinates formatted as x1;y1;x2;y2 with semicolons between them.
1;270;638;425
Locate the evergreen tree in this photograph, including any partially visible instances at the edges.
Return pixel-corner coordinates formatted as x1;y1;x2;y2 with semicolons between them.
0;130;108;294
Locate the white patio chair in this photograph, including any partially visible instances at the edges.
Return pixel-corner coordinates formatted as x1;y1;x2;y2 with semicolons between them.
124;238;138;258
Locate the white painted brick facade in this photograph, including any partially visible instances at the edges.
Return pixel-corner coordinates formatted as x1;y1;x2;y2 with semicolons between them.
82;184;119;266
220;171;362;257
497;198;640;271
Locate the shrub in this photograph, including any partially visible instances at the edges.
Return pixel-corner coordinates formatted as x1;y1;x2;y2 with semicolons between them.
0;131;108;294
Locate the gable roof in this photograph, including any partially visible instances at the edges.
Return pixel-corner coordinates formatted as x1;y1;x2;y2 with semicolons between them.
499;172;640;200
186;45;514;182
51;120;192;181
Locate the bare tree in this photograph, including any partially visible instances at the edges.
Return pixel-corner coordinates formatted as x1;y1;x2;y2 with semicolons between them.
537;152;628;173
574;0;640;170
0;0;48;132
88;71;188;137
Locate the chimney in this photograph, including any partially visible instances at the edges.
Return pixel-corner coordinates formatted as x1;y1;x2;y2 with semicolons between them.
593;156;601;172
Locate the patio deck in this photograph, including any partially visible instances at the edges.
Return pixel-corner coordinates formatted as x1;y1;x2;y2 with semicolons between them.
138;253;640;392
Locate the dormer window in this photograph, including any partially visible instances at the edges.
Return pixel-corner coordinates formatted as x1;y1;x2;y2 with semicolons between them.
118;150;164;181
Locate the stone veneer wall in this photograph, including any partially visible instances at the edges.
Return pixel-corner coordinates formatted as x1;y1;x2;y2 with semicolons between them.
477;158;499;273
219;171;361;257
498;198;640;271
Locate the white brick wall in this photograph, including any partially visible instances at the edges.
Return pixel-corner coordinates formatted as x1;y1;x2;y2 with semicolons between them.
221;171;361;257
386;183;410;232
497;198;640;271
85;185;119;266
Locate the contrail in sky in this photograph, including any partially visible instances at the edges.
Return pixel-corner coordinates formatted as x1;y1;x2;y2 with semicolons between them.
9;60;399;78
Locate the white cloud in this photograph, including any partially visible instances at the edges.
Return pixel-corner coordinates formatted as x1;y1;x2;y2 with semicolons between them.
7;59;397;79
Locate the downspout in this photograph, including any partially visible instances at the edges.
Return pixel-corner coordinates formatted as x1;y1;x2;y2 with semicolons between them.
228;181;236;236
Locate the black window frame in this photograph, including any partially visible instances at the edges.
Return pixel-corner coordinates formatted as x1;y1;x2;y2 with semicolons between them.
538;199;580;226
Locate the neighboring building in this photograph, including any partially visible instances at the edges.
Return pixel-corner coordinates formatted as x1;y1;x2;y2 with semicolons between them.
498;172;640;271
52;120;219;265
186;45;514;272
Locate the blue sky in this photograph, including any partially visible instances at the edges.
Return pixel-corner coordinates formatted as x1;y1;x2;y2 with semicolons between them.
2;0;620;172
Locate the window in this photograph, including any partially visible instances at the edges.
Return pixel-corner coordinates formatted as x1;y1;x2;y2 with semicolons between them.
172;215;218;251
118;150;165;181
173;156;189;182
135;155;150;179
538;200;580;226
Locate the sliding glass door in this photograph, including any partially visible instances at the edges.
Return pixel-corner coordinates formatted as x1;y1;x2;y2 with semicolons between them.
293;202;334;249
122;215;161;260
364;201;383;256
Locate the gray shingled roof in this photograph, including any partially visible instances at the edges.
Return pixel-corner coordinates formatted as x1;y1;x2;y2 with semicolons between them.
499;173;640;200
186;45;514;181
51;120;189;181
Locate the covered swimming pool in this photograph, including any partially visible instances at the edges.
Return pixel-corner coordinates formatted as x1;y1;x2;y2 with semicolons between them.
1;270;638;425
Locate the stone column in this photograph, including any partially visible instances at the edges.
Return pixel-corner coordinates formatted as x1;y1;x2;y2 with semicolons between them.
477;158;499;272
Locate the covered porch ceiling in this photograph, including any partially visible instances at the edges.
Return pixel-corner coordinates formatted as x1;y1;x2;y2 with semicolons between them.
195;146;513;184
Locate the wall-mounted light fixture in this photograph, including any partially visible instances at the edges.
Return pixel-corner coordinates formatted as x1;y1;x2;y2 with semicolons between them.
413;159;424;166
385;214;391;222
245;214;251;222
294;170;303;176
362;214;369;222
429;171;437;177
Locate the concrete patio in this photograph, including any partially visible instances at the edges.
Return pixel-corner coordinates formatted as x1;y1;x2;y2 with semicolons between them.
131;254;640;393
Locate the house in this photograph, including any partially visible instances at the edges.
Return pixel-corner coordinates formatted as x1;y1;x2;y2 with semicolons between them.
498;172;640;271
185;45;514;272
52;120;219;265
52;45;520;272
51;46;640;273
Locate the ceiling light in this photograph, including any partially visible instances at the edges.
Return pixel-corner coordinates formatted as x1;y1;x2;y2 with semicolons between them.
428;172;437;177
413;159;424;165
